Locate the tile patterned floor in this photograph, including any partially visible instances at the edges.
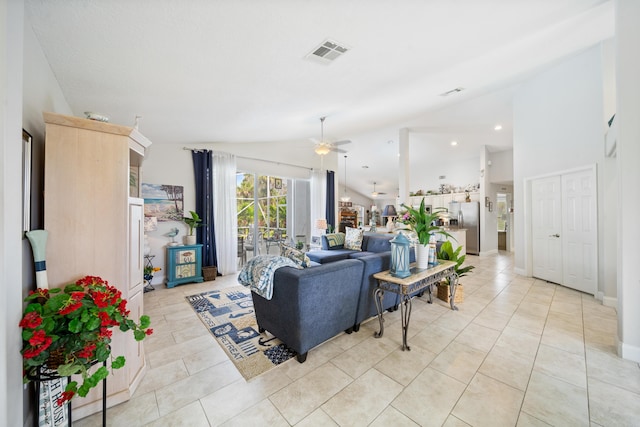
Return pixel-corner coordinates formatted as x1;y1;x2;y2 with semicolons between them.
75;252;640;426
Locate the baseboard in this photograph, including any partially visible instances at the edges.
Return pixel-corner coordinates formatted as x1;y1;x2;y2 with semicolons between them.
618;339;640;364
602;295;617;308
514;267;526;276
479;249;498;257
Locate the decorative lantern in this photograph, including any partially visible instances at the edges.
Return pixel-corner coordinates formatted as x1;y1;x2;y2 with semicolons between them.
390;232;411;278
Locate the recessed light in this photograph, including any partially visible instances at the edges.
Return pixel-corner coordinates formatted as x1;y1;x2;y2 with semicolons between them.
451;141;458;146
494;124;502;131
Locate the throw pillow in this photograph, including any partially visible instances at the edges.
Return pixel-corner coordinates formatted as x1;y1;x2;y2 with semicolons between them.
280;244;311;268
325;232;345;249
344;227;364;251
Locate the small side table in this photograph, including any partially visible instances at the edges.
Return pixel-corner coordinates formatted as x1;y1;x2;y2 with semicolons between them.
143;255;156;293
165;244;204;288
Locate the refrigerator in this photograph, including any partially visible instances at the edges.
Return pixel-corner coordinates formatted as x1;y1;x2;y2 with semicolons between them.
452;202;480;255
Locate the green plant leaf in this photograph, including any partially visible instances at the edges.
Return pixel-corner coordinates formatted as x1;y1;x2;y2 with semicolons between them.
68;317;82;333
112;355;126;369
58;362;82;377
134;329;145;341
139;315;151;329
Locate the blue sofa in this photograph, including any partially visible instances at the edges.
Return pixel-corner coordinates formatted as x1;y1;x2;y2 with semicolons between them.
251;259;364;363
250;233;417;363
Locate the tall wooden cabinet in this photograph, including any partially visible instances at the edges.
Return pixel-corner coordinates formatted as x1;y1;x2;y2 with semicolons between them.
43;112;151;419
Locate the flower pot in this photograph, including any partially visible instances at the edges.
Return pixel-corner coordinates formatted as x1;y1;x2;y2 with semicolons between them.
437;283;464;304
416;244;430;269
184;235;196;245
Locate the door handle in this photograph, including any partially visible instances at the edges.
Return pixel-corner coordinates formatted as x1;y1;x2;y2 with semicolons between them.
549;234;560;238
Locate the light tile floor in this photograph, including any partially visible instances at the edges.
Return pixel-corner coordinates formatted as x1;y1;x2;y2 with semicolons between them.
76;252;640;426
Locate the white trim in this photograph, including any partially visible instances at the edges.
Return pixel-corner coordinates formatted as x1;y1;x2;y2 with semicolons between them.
479;249;499;257
602;295;617;308
618;340;640;364
514;267;526;276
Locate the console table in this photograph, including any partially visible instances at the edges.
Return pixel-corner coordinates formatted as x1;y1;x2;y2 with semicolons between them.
373;260;458;351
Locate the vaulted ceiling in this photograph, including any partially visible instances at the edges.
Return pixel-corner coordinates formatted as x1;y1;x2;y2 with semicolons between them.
25;0;614;197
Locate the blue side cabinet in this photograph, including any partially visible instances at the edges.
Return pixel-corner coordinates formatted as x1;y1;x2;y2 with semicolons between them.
165;244;204;288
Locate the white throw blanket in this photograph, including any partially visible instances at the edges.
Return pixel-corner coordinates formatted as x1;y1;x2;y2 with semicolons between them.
238;255;300;300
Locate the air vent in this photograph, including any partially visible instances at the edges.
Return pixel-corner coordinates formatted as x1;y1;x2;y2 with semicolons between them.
306;39;349;64
439;87;465;97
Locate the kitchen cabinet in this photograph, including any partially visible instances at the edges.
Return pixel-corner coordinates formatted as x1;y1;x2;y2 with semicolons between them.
43;112;151;419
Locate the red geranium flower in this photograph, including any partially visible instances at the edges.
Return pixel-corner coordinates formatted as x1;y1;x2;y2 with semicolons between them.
19;311;42;329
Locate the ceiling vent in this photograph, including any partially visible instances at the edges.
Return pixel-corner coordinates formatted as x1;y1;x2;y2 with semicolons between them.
306;39;349;64
439;87;465;97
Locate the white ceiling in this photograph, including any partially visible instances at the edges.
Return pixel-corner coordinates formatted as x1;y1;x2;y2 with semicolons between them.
25;0;614;198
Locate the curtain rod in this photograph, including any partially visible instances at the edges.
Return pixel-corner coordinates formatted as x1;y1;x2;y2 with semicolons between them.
182;147;313;171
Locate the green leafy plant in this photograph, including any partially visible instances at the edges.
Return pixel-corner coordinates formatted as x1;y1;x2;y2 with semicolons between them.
183;210;205;236
438;240;475;285
399;197;452;245
20;276;153;406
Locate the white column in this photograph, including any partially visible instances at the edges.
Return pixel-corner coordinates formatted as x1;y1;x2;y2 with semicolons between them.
398;128;410;206
616;0;640;362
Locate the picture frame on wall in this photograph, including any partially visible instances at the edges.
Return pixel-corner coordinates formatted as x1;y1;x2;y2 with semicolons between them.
22;129;32;232
274;178;282;189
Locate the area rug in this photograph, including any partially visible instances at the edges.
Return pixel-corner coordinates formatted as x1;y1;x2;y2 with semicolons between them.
185;286;296;380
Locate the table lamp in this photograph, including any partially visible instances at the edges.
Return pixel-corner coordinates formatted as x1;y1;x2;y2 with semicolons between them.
382;205;397;232
315;219;328;234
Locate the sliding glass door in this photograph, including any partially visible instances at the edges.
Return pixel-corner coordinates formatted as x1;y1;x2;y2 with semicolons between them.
236;172;289;262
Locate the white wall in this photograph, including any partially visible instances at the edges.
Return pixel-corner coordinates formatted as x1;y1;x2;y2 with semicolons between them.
14;15;75;426
409;155;480;194
512;45;609;294
488;149;513;184
1;3;25;425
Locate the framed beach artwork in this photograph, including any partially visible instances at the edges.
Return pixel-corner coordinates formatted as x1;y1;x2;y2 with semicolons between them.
142;183;184;221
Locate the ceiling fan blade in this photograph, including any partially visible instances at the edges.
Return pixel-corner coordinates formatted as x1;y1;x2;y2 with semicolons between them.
331;147;347;153
333;140;351;146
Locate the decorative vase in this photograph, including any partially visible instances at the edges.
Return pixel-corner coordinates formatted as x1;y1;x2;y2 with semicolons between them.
416;243;430;269
184;235;196;245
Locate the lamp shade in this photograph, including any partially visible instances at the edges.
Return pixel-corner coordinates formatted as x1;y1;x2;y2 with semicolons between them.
144;216;158;232
315;219;328;231
382;205;397;217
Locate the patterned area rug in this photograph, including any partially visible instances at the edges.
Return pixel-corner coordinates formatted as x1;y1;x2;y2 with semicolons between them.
185;286;296;380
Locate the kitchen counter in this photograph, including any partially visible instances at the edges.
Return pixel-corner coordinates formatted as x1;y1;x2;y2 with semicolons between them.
437;227;466;256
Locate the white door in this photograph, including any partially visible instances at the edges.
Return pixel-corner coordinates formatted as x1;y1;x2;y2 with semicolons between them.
532;176;563;284
531;168;597;294
562;170;597;294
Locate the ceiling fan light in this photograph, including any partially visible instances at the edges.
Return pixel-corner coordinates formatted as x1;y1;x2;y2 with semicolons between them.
315;144;331;155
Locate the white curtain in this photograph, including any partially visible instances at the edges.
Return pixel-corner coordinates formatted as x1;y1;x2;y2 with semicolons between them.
310;169;326;236
212;152;238;274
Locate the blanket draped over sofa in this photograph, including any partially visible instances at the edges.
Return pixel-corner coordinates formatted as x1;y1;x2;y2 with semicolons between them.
238;255;300;300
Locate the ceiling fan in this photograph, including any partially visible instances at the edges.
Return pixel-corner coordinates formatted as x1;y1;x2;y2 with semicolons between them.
311;117;351;155
371;182;386;197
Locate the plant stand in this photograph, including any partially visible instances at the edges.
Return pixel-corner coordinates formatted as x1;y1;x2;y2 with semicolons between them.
29;361;107;427
143;255;156;293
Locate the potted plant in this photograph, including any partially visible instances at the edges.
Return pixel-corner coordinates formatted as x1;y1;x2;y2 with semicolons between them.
183;210;205;245
437;240;475;303
20;276;153;406
399;197;452;268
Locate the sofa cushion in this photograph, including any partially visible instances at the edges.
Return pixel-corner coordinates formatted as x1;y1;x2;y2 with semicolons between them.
348;251;376;259
361;234;393;253
322;233;346;250
280;244;311;268
306;249;355;264
344;227;363;251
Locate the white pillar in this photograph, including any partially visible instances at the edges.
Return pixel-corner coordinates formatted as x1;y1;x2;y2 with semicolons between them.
616;0;640;362
398;128;410;206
